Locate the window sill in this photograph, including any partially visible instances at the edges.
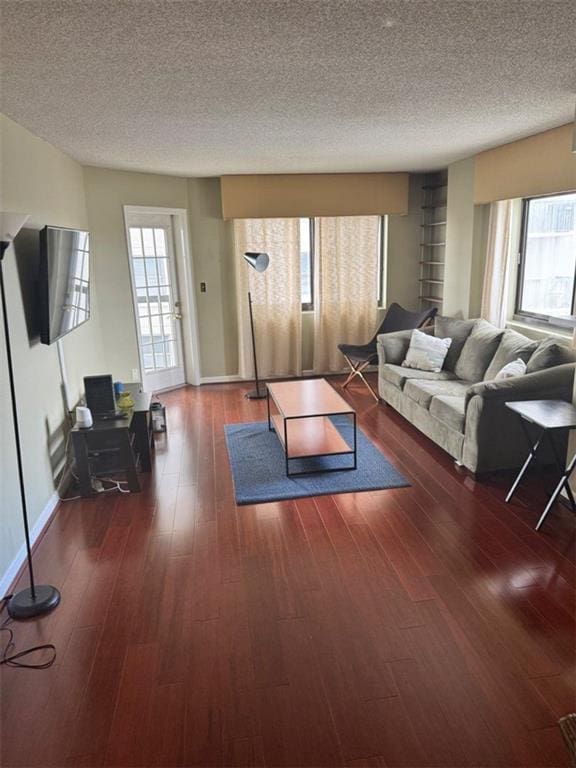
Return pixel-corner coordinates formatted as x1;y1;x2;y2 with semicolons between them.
507;317;573;342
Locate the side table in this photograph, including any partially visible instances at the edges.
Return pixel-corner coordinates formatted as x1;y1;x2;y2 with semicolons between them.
505;399;576;530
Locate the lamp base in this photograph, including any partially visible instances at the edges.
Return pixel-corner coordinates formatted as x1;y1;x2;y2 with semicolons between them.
245;388;267;400
7;585;61;620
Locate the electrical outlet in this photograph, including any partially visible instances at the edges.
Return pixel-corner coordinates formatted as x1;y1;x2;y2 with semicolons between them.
132;368;139;382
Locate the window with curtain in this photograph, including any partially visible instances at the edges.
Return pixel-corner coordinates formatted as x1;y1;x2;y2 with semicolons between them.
515;192;576;323
234;215;384;379
313;216;381;373
300;216;385;311
234;218;302;378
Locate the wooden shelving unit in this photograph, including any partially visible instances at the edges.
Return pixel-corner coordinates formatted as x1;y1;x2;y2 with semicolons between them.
419;171;447;312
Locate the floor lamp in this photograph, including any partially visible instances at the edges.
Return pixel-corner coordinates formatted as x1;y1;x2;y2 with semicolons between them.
0;212;61;619
243;251;269;399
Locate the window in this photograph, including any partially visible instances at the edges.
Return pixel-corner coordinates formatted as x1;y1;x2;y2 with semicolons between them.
516;192;576;322
128;226;178;372
299;216;386;310
300;218;313;310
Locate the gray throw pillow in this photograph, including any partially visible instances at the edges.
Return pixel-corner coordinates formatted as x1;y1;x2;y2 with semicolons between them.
434;316;475;371
454;319;503;382
484;330;538;381
526;338;576;373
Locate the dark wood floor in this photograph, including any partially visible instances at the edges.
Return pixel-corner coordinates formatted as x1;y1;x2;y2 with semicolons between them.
2;377;575;767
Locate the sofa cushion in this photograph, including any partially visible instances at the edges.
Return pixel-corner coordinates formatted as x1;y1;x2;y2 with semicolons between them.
454;320;503;382
429;395;466;433
434;316;475;371
402;329;452;372
495;357;527;380
404;379;472;409
484;329;538;381
526;338;576;373
380;364;457;390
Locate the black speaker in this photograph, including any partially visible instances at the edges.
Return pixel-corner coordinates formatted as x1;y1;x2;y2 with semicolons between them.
84;374;116;416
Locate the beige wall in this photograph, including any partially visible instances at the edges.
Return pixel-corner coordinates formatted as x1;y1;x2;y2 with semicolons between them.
83;167;189;382
474;123;576;204
187;178;237;378
221;172;409;219
444;157;489;318
387;174;422;311
0;114;107;581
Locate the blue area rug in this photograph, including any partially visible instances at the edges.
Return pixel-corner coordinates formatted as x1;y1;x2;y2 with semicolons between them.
224;418;409;505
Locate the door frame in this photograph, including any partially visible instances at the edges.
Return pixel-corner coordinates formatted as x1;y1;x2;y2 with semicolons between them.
123;205;201;387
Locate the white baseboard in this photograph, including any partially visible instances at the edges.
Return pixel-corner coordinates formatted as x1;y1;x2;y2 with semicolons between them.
0;491;60;598
199;375;242;384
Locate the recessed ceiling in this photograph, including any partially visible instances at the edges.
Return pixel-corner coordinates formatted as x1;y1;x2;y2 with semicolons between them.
1;0;575;177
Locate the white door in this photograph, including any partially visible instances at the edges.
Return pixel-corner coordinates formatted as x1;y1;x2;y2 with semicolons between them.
125;213;186;392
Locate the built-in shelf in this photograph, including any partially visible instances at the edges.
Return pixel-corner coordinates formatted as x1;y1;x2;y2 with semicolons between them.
419;170;447;312
419;296;444;304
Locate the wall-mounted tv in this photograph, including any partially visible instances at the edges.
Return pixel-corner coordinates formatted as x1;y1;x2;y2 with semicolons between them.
39;226;90;345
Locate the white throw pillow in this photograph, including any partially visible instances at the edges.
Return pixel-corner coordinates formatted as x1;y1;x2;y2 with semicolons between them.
495;357;527;380
402;329;452;373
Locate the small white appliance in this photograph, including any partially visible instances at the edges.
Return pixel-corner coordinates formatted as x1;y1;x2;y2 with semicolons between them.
76;406;93;429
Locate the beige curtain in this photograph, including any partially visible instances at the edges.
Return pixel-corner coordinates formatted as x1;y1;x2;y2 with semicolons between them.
234;218;302;379
481;200;513;328
313;216;380;373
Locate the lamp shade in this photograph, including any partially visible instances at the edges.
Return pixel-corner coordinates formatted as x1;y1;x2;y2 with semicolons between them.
243;252;269;273
0;212;29;245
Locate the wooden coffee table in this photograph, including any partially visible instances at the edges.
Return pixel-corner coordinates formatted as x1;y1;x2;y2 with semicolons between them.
266;378;357;476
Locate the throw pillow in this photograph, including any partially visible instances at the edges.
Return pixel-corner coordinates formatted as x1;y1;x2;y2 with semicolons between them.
526;338;576;373
434;316;475;372
495;358;527;380
402;328;452;373
454;319;503;382
483;329;538;381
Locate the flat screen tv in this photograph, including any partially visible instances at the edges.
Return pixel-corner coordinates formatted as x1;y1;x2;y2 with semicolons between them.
39;225;90;345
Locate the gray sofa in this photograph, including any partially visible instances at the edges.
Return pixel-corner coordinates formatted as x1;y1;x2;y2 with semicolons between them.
377;317;576;473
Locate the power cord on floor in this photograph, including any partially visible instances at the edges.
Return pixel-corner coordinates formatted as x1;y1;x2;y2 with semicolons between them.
57;426;133;501
0;596;57;669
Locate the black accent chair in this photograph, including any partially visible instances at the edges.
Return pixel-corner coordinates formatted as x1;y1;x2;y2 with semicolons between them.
338;303;438;401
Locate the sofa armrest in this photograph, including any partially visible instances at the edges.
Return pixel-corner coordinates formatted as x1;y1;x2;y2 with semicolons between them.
377;326;434;366
465;363;576;408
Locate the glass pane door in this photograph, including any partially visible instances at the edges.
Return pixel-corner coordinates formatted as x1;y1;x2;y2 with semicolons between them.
125;213;186;392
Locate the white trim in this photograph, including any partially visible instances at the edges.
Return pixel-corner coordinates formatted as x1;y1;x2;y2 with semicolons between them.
200;374;242;384
122;206;202;388
0;492;59;597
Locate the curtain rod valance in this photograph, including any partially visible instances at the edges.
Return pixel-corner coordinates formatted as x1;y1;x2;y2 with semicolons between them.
474;123;576;204
221;172;409;219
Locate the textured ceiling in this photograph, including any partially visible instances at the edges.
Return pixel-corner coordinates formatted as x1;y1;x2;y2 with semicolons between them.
1;0;575;176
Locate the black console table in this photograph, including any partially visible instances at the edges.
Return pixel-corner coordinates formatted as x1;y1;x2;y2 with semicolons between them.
71;390;153;497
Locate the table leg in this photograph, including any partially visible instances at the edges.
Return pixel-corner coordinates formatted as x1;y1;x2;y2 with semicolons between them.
536;450;576;531
284;417;290;477
119;431;140;493
505;421;546;503
545;431;576;512
72;430;93;497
